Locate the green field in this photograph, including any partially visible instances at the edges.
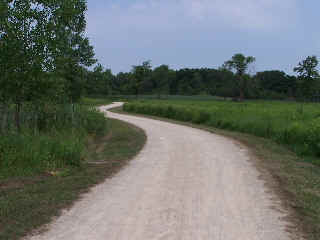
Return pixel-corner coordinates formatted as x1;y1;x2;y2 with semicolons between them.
124;100;320;163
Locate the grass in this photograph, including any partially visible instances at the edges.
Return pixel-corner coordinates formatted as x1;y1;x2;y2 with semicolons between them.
117;103;320;240
104;94;231;101
0;117;146;240
0;106;108;178
124;100;320;162
81;97;113;106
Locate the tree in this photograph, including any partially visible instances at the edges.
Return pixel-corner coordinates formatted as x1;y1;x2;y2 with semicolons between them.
222;54;256;101
294;56;319;99
0;0;57;130
50;0;96;102
131;60;152;98
255;70;297;98
113;72;134;94
0;1;94;103
86;64;112;96
191;72;204;94
152;65;170;98
0;0;96;131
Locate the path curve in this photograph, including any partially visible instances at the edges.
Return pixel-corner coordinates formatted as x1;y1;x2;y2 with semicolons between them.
27;102;294;240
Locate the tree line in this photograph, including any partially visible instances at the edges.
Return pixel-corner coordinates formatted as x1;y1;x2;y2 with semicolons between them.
85;54;320;101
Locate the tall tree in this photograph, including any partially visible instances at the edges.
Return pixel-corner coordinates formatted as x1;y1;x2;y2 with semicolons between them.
114;72;134;94
0;0;56;130
0;0;96;130
50;0;96;102
191;72;204;94
294;56;319;99
131;60;152;98
222;54;256;101
152;65;170;98
255;70;297;98
86;64;112;96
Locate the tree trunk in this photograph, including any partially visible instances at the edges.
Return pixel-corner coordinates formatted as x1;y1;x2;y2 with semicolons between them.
238;75;245;101
0;104;8;134
15;103;21;132
239;89;244;101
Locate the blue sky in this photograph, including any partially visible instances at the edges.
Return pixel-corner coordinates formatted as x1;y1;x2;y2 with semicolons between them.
85;0;320;75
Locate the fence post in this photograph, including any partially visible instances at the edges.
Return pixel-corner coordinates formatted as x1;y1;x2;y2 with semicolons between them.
15;103;21;132
0;103;8;134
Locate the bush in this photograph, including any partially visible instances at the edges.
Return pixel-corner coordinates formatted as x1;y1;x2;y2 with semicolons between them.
82;107;108;136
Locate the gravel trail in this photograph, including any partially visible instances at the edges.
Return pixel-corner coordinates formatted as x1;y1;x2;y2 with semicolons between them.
27;102;294;240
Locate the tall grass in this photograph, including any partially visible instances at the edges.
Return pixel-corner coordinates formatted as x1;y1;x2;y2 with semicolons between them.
124;100;320;159
0;103;108;178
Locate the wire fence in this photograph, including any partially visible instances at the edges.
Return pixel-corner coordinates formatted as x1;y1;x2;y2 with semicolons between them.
0;103;93;135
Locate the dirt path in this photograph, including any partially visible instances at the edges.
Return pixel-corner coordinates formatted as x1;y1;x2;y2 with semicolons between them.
27;102;294;240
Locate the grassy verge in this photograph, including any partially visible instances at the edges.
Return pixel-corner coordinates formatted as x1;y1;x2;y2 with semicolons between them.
123;100;320;161
81;97;113;106
0;104;109;177
113;106;320;240
0;118;146;240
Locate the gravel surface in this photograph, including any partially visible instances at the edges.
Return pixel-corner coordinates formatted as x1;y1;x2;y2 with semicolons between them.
27;102;294;240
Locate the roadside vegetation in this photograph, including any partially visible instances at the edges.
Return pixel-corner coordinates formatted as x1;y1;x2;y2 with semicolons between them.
0;113;146;240
124;100;320;163
0;1;99;177
81;97;112;107
0;105;107;177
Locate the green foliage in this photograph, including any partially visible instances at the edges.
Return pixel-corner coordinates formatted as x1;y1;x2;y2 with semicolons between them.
294;56;319;80
0;0;53;104
82;107;108;136
81;97;112;106
0;105;108;178
0;131;85;177
151;65;170;98
294;56;320;98
131;60;152;96
223;54;256;76
222;53;256;100
0;1;101;179
110;55;320;101
112;64;298;100
0;0;96;105
124;100;320;161
255;70;297;97
0;118;146;240
85;64;112;96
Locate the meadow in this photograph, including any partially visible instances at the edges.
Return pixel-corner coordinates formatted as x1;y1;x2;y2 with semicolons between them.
124;99;320;162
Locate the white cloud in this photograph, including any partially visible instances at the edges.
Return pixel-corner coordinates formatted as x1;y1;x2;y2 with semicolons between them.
89;1;293;38
84;0;306;74
182;0;298;30
92;0;298;32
